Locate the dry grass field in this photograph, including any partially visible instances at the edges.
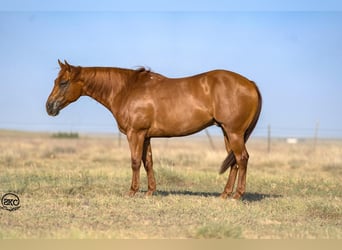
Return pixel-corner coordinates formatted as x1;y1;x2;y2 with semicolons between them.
0;130;341;239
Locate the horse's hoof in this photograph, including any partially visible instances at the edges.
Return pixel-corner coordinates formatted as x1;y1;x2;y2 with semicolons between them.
232;193;243;200
128;190;137;197
145;190;155;197
220;193;228;199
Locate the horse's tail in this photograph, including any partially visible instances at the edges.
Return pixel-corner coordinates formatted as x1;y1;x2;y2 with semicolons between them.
219;82;262;174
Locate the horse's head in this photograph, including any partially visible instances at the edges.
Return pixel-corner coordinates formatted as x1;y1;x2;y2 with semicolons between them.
46;60;83;116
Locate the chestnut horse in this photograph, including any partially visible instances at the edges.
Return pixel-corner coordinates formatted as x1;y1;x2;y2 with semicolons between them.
46;60;262;199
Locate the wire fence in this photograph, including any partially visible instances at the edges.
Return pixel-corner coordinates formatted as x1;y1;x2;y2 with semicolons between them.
254;126;342;139
1;121;342;139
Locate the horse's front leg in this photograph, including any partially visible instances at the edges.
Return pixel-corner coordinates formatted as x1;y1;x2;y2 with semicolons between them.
127;130;146;196
142;138;156;196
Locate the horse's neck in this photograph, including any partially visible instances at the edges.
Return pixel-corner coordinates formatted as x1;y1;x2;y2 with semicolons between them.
81;67;131;112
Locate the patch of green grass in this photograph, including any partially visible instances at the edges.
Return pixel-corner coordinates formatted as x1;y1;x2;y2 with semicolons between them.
51;132;79;139
195;224;242;239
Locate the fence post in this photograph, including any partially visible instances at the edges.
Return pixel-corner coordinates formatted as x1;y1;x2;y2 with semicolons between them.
205;129;216;150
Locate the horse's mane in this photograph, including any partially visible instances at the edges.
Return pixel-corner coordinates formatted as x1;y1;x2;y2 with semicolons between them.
81;65;164;94
131;66;164;83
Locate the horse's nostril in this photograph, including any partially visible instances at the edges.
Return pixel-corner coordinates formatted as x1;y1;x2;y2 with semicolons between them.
46;102;51;111
46;101;52;110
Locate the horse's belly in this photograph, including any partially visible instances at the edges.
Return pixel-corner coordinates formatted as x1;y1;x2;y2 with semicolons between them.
148;109;213;137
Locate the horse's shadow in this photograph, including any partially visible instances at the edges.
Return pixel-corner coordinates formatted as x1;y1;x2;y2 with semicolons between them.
154;190;282;202
241;192;282;202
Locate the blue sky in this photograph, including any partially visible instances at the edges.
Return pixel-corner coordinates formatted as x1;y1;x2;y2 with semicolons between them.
1;1;342;138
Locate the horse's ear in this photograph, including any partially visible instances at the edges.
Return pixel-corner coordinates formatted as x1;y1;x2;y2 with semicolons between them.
64;60;71;71
58;59;64;69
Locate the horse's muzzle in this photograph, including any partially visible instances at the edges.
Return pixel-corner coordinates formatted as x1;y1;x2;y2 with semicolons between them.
46;101;60;116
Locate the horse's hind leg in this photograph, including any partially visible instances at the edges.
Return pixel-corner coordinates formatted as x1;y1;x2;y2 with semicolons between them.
142;138;156;196
220;135;239;199
223;129;249;199
231;133;249;199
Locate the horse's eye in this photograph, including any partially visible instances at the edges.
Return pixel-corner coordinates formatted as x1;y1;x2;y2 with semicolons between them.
59;80;69;87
